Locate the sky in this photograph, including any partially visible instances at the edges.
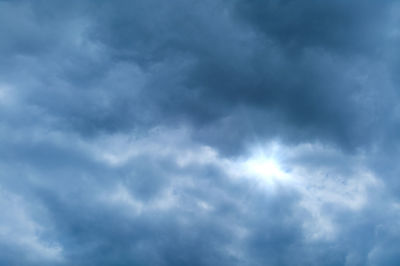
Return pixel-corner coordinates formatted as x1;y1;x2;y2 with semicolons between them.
1;0;400;265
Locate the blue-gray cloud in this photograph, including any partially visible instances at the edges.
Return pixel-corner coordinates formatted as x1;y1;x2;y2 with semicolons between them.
1;1;400;265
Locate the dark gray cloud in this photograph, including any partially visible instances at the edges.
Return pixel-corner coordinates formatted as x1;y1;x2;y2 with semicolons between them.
2;0;396;151
1;0;400;265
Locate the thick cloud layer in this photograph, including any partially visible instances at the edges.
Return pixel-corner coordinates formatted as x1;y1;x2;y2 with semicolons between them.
1;1;400;265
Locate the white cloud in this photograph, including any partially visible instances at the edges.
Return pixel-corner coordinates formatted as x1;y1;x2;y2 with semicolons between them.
0;187;64;263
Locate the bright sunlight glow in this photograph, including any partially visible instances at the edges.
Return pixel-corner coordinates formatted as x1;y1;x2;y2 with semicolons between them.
241;144;292;187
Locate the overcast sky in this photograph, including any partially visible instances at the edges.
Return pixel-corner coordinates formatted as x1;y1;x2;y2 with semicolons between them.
1;1;400;265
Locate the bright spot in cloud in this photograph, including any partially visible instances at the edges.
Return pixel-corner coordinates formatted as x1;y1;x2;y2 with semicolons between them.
241;148;292;187
245;157;284;179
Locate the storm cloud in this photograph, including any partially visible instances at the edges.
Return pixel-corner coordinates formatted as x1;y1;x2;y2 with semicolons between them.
1;0;400;265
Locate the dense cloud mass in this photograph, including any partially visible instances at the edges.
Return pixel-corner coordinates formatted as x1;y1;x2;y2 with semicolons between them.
1;0;400;265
